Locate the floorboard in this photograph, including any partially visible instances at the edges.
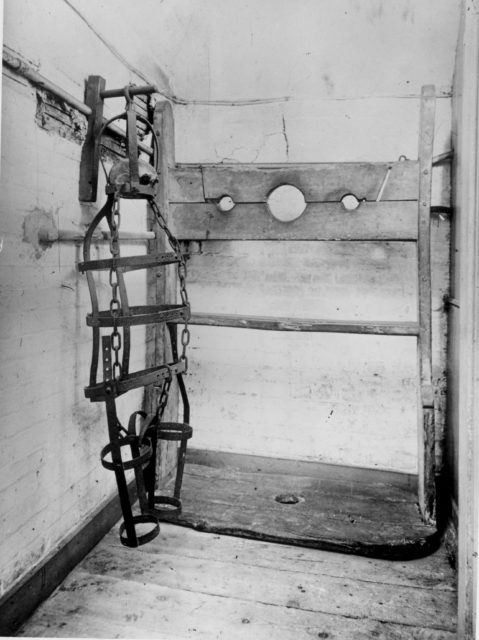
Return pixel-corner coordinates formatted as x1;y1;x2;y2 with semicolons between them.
159;450;439;559
17;523;457;639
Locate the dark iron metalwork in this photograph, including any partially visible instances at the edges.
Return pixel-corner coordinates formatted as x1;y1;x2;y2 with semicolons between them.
79;84;193;547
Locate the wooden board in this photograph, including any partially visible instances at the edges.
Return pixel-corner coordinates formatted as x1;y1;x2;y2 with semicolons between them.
17;522;456;639
181;312;419;336
79;76;105;202
170;201;418;241
417;85;436;524
158;450;439;560
169;162;420;203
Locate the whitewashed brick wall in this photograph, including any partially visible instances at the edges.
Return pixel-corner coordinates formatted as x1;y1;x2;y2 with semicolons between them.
1;0;150;598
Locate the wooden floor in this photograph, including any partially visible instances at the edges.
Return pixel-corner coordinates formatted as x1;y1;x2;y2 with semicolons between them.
161;450;439;559
18;521;456;639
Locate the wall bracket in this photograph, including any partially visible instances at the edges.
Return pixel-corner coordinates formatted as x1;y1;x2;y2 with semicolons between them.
78;75;157;202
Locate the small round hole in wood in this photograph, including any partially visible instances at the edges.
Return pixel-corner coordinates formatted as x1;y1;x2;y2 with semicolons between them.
341;193;360;211
217;195;236;212
267;185;306;222
275;493;304;505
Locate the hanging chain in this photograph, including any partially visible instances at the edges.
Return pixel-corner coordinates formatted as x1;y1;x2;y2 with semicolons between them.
154;365;173;423
109;195;122;381
150;200;191;370
177;260;190;369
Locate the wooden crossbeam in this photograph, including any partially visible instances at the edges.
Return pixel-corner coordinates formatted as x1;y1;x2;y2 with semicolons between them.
174;313;419;336
168;161;420;241
169;161;420;203
170;201;418;241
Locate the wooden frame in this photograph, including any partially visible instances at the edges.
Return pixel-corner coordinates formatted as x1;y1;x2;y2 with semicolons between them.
451;4;479;637
78;75;156;202
145;101;182;481
156;87;437;525
169;163;419;241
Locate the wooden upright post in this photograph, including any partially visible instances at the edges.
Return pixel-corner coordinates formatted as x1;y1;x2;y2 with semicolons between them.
79;75;105;202
417;85;436;524
145;101;179;481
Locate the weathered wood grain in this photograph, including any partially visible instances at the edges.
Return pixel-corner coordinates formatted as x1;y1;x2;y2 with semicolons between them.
79;76;105;202
18;568;455;640
418;86;436;400
79;545;455;630
17;522;456;640
131;523;456;592
180;312;419;335
159;460;438;558
451;12;479;637
169;162;420;203
170;201;418;241
417;85;436;524
186;447;418;487
150;100;183;479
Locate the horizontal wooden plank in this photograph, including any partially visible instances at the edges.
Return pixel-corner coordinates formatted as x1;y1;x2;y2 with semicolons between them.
170;165;206;202
187;448;418;490
162;460;441;561
19;567;456;640
170;161;419;203
77;541;453;630
170;200;418;241
184;463;415;508
135;523;456;592
178;312;419;336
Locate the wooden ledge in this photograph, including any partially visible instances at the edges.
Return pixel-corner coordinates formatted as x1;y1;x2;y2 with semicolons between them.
175;313;419;336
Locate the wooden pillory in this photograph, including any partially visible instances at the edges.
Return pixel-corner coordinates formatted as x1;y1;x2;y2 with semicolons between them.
79;78;437;549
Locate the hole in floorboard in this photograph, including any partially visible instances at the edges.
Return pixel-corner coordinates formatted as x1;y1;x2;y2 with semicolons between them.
275;493;304;505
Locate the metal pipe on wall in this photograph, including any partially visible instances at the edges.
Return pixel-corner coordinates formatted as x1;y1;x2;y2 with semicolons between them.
38;229;155;244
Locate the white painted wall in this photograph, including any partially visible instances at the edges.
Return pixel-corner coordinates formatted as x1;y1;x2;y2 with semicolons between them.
1;0;150;598
51;1;459;169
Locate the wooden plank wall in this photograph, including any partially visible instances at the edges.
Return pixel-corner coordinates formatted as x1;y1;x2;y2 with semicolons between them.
182;221;449;473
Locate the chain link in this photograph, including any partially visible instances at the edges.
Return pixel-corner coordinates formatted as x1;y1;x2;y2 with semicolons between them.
155;366;173;422
109;196;122;381
104;199;190;420
150;200;191;370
